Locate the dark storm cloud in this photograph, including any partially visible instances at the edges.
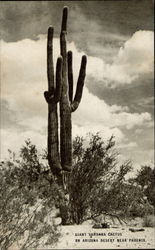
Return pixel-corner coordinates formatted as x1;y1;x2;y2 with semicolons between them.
1;1;154;58
86;72;154;115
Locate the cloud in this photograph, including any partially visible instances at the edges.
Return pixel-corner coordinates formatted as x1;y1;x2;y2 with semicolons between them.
86;30;154;86
68;30;154;87
73;87;152;130
118;141;137;149
0;36;153;160
1;1;153;43
0;128;46;160
72;123;124;143
106;30;154;85
137;96;154;109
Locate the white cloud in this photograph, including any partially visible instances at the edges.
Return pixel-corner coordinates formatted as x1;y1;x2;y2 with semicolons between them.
86;30;154;86
18;116;47;134
111;111;152;129
72;123;124;143
0;128;46;160
106;30;154;85
73;87;152;130
0;35;153;159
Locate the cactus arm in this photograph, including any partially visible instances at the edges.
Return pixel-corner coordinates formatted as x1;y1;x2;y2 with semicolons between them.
71;55;87;112
44;91;54;103
55;56;63;103
47;27;54;93
44;27;55;104
45;27;62;104
67;51;73;103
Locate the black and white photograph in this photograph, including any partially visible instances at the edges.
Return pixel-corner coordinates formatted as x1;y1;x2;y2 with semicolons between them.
0;0;154;249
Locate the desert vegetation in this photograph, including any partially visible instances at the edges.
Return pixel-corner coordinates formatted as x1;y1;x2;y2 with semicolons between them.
0;134;154;249
0;140;62;249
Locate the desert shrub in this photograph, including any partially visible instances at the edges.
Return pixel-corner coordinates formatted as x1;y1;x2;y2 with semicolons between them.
136;166;155;207
0;140;64;250
128;200;154;218
67;134;151;224
142;215;155;227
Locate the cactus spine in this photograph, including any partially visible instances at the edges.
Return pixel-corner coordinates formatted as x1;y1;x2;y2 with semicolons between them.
44;7;87;176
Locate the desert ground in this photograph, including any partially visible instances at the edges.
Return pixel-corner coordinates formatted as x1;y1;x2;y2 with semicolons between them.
8;223;155;250
55;224;155;249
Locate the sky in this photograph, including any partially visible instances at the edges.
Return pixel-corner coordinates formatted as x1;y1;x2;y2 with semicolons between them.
0;0;154;172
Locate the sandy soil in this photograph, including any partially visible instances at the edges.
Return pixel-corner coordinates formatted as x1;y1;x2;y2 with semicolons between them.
7;217;155;249
54;225;155;249
7;225;155;249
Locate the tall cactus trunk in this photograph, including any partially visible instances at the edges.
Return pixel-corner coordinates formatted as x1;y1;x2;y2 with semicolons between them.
60;7;72;172
60;7;87;173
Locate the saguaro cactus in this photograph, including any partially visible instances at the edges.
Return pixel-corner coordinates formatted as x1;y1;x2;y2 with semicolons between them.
44;27;62;175
60;7;87;172
44;7;87;177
